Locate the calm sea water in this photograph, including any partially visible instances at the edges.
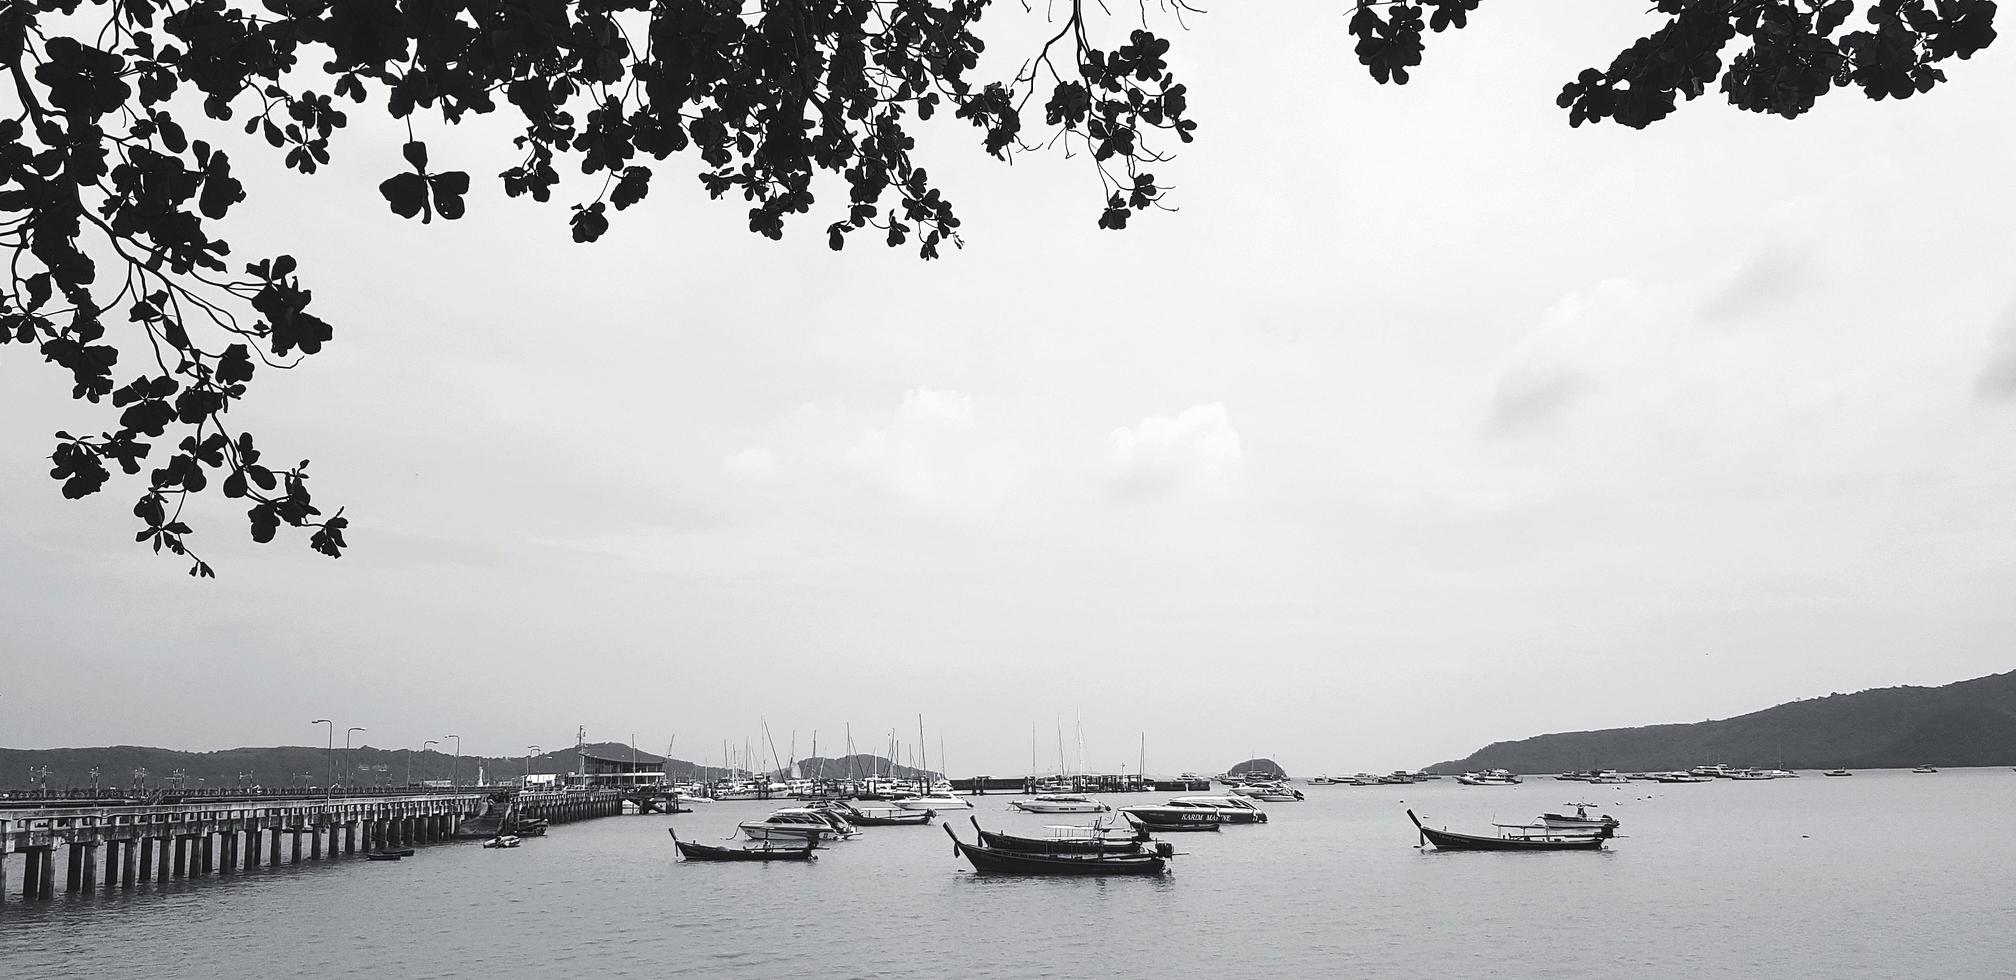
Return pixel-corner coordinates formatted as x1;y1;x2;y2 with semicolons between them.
3;769;2014;979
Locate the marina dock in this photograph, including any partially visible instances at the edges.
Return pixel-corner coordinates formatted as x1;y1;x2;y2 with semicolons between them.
0;788;625;902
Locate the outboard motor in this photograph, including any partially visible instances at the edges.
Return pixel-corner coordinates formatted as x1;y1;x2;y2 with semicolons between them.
1154;842;1175;859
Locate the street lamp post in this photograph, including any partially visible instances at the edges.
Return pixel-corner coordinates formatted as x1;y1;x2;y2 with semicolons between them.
525;746;540;787
346;727;367;789
445;734;461;788
311;719;334;797
409;739;438;787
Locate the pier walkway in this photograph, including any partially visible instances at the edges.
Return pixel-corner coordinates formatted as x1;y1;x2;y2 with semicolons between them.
0;789;625;903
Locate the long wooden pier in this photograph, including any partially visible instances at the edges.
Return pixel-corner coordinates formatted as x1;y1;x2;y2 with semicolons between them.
0;789;625;903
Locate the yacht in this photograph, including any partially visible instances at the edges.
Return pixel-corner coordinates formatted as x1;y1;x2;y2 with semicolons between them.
1911;764;1939;773
1230;783;1305;802
1456;770;1522;786
1008;794;1110;814
1164;796;1269;823
1822;769;1853;777
892;792;973;811
738;807;857;842
711;780;767;801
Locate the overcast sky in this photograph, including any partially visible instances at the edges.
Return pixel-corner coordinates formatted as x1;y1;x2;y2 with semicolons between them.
4;4;2014;776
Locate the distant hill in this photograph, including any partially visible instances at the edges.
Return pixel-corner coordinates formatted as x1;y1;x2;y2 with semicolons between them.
1429;669;2016;773
0;741;922;791
1223;758;1288;779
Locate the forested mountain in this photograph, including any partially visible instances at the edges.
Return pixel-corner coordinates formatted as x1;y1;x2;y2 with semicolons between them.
1430;669;2016;773
0;741;922;791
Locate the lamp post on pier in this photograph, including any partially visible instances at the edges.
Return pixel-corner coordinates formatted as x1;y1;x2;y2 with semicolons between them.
410;739;437;787
312;719;334;798
445;734;461;788
346;727;367;789
525;746;540;788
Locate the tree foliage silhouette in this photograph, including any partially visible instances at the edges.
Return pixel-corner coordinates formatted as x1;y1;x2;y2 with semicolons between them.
0;0;1997;575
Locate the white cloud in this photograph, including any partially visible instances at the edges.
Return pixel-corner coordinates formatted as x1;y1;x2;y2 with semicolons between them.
899;387;975;427
841;388;1020;511
1107;403;1243;499
722;447;778;481
1978;298;2016;399
1483;366;1589;437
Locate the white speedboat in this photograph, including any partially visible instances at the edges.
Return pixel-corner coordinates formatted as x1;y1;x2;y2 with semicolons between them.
1008;794;1110;814
892;793;972;811
1230;783;1305;802
1164;796;1268;823
1539;802;1619;833
482;835;522;849
739;808;857;842
1456;770;1521;786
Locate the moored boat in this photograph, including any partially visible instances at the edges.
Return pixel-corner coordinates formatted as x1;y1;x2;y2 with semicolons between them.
1538;802;1619;833
668;829;816;861
808;800;935;826
1117;805;1225;831
1912;764;1938;773
893;793;973;811
740;807;858;842
1407;809;1612;852
1456;770;1522;786
1007;794;1111;814
944;824;1171;875
1822;769;1853;777
969;816;1147;854
482;835;522;849
1164;795;1268;823
1230;783;1305;802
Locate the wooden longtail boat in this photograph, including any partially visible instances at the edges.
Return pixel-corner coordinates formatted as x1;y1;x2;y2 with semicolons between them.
847;809;935;826
944;824;1171;875
969;816;1147;855
816;802;935;826
1407;810;1611;852
668;828;816;862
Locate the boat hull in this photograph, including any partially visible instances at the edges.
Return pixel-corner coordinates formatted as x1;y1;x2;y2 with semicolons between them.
971;818;1145;854
1120;806;1225;830
945;827;1167;875
1008;800;1111;813
738;823;834;842
846;811;935;826
670;829;815;861
894;796;973;811
1408;810;1608;852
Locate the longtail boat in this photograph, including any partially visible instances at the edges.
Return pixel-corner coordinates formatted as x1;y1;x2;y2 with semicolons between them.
668;828;816;862
1407;809;1612;852
969;816;1147;855
944;824;1171;875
